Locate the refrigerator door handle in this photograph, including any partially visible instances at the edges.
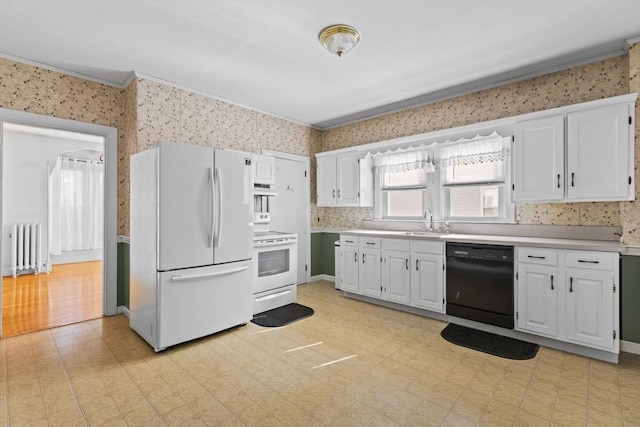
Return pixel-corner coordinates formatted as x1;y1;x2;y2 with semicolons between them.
214;168;222;247
208;167;215;248
170;265;248;282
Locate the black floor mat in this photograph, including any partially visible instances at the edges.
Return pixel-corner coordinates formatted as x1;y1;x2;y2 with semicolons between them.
441;323;539;360
251;303;314;327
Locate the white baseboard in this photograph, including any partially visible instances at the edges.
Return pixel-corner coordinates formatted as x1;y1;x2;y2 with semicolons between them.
51;249;102;265
309;274;334;283
621;340;640;355
118;305;130;319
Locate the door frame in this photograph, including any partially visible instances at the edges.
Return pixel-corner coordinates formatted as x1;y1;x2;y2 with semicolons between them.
262;149;310;284
0;108;118;335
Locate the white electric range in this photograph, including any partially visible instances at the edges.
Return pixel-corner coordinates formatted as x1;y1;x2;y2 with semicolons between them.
252;213;298;314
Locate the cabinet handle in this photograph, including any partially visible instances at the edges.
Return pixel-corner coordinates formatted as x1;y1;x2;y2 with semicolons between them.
570;277;573;292
527;255;546;260
333;189;336;198
551;275;554;290
338;189;341;198
366;242;376;245
406;259;408;270
362;254;365;263
571;172;575;187
578;259;599;264
557;174;561;188
354;253;357;263
416;259;419;270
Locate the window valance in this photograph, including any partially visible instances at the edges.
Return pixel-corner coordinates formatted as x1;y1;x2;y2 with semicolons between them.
373;150;429;174
437;132;508;168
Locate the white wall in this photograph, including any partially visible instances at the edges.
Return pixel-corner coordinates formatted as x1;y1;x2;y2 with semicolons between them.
2;130;103;275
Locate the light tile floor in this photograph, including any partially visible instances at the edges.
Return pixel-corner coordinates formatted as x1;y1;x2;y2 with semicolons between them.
1;280;638;426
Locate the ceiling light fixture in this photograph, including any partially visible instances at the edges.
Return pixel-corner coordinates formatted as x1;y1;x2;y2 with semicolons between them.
318;24;360;57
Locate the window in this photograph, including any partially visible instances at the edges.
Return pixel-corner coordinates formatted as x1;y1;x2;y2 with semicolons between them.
371;133;512;223
375;151;428;219
441;135;511;221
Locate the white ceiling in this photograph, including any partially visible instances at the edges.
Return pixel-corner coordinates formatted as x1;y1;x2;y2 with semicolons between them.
1;1;639;129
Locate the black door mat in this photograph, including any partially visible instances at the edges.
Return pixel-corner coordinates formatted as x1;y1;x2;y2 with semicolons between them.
441;323;539;360
251;303;314;327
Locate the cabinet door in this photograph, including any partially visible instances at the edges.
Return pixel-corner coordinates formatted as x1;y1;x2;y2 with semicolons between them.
359;248;381;297
382;250;411;304
336;151;359;206
517;264;558;337
513;115;565;202
410;253;444;312
317;155;337;206
340;247;359;292
567;104;632;201
253;154;275;186
565;269;614;350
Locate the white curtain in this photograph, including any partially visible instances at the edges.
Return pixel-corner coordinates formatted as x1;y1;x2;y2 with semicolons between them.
436;133;508;168
49;157;103;254
372;150;430;174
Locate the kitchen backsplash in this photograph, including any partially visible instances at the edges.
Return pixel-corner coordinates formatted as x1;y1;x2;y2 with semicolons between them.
1;43;638;243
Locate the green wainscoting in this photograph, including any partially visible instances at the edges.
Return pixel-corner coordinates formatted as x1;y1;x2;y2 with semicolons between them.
621;255;640;344
117;241;130;308
310;232;340;277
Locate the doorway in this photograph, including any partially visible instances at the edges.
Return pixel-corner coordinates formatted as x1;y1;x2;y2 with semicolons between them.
263;150;310;284
0;109;117;337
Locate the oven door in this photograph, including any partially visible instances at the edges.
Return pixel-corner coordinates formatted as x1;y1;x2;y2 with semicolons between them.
253;239;297;294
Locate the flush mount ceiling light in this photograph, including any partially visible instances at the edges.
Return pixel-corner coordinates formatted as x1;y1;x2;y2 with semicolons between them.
318;24;360;57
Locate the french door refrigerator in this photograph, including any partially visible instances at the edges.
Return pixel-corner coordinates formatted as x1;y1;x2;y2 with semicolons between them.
130;142;253;352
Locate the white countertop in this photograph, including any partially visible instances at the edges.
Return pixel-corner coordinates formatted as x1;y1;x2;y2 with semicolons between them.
339;229;626;252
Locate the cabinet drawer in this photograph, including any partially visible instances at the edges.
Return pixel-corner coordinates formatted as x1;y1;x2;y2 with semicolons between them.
340;236;359;247
566;251;616;271
359;238;381;249
517;247;558;266
383;238;410;252
411;240;444;255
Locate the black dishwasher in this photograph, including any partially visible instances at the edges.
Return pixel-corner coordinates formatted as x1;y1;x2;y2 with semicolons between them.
446;243;514;329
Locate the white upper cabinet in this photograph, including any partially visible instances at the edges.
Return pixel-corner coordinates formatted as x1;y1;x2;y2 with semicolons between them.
513;115;565;202
317;155;337;205
513;101;634;203
567;104;632;201
336;151;359;205
253;153;275;186
316;151;373;207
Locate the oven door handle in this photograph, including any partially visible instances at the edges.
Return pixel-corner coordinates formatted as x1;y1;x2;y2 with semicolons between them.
254;239;296;248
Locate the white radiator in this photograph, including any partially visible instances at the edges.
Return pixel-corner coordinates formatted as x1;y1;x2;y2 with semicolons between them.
11;223;44;277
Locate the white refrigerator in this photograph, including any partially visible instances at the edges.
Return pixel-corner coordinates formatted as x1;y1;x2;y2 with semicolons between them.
130;142;253;352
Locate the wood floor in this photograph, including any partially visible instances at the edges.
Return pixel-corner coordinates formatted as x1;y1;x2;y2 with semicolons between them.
2;261;103;337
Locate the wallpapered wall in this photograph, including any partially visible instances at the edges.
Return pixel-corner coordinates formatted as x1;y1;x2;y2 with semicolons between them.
118;79;322;235
1;43;638;243
318;47;640;247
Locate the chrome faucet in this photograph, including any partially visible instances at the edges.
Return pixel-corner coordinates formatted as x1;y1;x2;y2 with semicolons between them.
424;208;433;231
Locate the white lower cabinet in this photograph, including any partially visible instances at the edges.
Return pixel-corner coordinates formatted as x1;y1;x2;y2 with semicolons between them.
358;237;382;298
516;247;618;353
410;241;444;312
565;250;617;350
340;237;359;293
339;234;444;314
382;239;411;304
